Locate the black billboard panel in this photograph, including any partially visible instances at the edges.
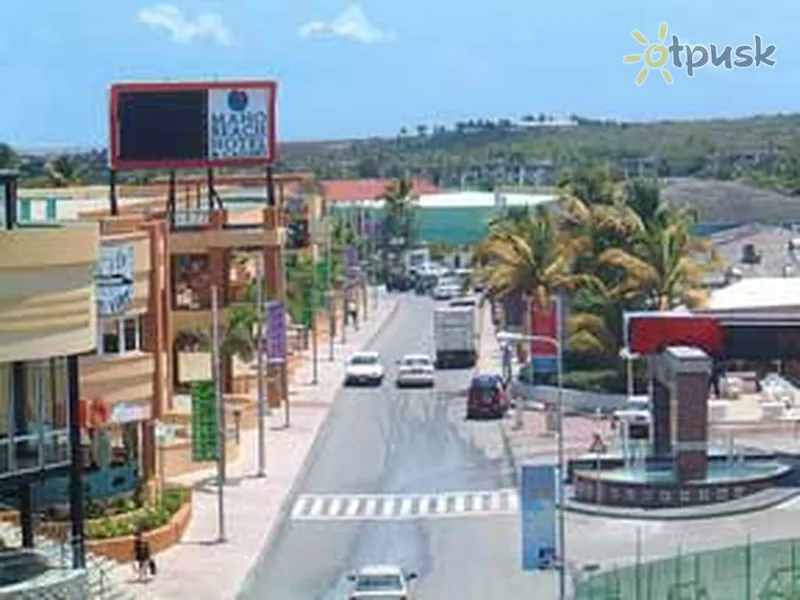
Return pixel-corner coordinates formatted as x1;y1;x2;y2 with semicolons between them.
109;81;277;170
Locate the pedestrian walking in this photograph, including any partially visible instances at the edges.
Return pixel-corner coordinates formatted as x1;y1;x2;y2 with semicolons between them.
347;298;358;328
133;528;154;582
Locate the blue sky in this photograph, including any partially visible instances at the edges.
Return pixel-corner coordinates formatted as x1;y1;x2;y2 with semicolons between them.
1;0;797;148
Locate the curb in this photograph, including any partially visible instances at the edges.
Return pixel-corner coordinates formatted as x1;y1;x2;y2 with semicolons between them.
564;487;800;521
237;296;401;596
499;421;520;489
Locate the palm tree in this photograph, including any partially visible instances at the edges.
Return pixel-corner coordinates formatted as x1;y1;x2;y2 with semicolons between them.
558;195;641;358
599;207;712;311
44;155;87;187
474;207;594;307
380;177;417;269
221;304;259;364
285;255;315;326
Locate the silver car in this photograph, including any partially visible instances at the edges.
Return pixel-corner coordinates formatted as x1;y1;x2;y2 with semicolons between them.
395;354;435;388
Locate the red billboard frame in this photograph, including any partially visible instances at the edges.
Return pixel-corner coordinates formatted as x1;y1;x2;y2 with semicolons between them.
109;80;278;171
529;298;559;357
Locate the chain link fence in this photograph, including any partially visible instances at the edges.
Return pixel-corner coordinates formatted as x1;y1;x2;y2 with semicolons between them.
575;537;800;600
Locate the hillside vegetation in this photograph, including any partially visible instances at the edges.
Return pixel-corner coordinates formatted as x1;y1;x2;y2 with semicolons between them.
5;112;800;196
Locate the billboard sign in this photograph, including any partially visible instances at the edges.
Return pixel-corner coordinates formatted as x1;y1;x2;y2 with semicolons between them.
264;301;287;364
520;464;557;571
529;298;560;374
95;242;135;316
109;80;277;170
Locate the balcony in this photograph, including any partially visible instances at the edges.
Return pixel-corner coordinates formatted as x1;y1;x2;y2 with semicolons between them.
169;207;284;253
0;222;99;362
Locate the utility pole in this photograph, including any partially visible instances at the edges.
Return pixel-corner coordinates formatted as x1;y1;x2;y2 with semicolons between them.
310;228;319;384
327;214;335;361
255;258;266;477
211;285;226;542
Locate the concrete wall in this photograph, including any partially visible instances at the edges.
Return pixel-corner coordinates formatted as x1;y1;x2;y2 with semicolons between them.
0;223;99;361
510;382;629;414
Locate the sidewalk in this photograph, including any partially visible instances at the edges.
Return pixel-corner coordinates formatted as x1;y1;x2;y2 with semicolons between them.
476;302;612;487
123;289;400;600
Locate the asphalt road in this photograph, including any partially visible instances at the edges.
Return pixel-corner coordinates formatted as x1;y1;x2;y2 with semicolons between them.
239;294;546;599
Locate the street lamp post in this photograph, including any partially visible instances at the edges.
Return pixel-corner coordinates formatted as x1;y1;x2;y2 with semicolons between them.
497;300;566;599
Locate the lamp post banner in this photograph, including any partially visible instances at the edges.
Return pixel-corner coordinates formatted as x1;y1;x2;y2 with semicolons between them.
521;464;558;571
264;300;287;364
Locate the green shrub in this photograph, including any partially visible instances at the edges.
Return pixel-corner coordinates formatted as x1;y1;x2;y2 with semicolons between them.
84;487;190;540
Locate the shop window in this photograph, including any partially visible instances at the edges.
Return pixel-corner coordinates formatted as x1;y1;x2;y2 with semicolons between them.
99;316;144;356
124;317;142;352
102;320;120;354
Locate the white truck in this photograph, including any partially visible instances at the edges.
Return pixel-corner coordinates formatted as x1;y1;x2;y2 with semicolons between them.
434;306;477;369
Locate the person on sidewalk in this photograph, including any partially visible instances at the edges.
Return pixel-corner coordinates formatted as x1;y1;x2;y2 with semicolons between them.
133;527;153;582
347;298;358;329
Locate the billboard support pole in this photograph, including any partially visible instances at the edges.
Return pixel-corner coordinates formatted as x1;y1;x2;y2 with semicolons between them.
168;170;176;226
109;169;118;216
207;168;216;211
211;285;227;542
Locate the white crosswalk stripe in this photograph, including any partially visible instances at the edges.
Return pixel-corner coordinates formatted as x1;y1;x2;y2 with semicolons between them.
290;488;519;521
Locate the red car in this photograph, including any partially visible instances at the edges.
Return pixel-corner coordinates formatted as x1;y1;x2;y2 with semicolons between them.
466;374;508;419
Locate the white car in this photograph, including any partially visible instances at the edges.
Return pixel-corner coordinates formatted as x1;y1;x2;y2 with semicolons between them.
347;564;418;599
344;351;385;387
396;354;435;388
432;284;459;300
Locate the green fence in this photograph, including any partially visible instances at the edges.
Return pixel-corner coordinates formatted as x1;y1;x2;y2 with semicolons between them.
576;538;800;600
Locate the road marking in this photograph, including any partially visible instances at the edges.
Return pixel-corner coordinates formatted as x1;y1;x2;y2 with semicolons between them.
400;497;413;516
328;497;343;517
291;488;518;521
345;498;361;517
364;498;378;517
381;497;396;517
309;497;326;517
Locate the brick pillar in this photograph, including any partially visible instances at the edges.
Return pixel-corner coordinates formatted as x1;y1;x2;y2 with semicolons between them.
651;378;671;458
665;346;711;482
263;207;286;408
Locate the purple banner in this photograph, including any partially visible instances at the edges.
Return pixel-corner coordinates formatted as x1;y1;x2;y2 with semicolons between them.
344;244;359;285
264;301;286;363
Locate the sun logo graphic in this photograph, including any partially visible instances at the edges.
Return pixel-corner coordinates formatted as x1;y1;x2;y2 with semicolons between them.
624;22;674;86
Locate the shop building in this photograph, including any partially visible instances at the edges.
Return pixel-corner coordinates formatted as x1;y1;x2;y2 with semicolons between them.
0;170;99;571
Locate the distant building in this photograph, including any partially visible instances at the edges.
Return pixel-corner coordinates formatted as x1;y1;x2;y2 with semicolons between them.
704;223;800;287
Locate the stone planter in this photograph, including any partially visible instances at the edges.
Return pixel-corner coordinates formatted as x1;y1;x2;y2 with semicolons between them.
86;499;192;563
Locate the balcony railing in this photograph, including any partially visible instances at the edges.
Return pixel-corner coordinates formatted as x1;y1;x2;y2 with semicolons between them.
172;208;212;229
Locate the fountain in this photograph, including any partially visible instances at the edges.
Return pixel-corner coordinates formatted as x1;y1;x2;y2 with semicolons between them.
574;345;791;508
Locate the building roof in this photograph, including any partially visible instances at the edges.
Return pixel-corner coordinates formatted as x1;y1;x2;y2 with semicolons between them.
663;177;800;223
321;178;440;203
416;191;558;209
703;277;800;311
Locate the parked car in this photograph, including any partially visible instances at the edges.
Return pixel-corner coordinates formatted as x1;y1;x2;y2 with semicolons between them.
347;564;417;599
396;354;435;388
466;373;508;419
344;352;385;387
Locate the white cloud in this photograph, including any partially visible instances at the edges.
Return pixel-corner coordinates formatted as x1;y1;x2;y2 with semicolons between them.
298;5;394;44
137;4;232;45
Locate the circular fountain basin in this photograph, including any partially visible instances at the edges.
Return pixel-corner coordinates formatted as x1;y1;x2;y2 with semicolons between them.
574;460;791;508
